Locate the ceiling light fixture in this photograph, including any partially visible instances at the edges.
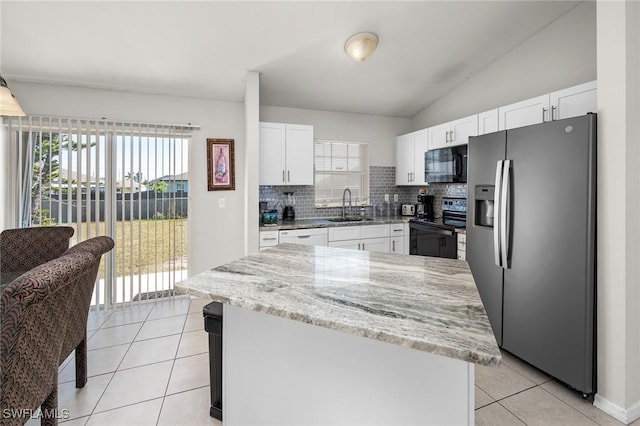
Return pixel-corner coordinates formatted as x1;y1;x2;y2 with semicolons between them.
0;74;26;116
344;32;378;62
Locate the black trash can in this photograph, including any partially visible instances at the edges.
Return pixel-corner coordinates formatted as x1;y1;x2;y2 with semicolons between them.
203;301;223;420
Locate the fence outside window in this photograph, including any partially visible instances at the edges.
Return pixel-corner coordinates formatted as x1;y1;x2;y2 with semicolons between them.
5;116;198;309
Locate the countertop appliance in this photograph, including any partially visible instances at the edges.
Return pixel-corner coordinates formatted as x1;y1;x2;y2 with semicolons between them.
401;204;415;216
424;144;468;183
466;114;596;396
409;197;466;258
283;192;296;221
416;193;434;221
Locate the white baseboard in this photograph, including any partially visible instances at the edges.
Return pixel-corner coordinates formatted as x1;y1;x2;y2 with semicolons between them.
594;394;640;424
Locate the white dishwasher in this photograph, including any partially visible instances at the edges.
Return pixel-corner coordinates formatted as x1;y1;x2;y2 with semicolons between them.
279;228;328;247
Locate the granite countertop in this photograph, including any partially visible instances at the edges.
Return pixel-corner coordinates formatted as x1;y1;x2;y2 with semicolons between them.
176;244;501;366
260;216;411;231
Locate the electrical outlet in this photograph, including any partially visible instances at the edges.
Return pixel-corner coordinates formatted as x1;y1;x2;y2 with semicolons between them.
218;198;226;208
384;194;389;202
393;194;398;202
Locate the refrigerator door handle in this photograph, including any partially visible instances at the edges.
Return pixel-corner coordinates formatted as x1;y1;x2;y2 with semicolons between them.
500;159;511;268
494;160;503;267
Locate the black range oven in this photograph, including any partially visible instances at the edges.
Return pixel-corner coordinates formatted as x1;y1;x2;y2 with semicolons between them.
409;197;466;259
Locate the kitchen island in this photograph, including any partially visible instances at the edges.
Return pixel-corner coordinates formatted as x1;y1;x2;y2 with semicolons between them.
177;244;500;425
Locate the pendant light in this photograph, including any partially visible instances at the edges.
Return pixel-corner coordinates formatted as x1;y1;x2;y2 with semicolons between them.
0;75;26;116
344;32;378;62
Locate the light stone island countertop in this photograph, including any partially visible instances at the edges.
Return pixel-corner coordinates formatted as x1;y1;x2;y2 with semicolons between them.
176;243;500;366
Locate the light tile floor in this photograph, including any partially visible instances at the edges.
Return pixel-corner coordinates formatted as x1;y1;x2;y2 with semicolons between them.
24;295;636;426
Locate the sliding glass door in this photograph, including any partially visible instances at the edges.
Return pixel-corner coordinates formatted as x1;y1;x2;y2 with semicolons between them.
7;117;194;309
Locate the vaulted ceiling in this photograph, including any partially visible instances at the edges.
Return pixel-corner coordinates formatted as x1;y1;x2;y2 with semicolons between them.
1;1;580;118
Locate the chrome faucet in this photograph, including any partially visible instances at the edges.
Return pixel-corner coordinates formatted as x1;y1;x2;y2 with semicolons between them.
342;188;352;219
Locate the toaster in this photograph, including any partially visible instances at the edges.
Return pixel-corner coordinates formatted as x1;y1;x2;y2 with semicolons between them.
401;204;416;216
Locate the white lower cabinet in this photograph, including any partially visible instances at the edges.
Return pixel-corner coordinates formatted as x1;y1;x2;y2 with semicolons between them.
259;231;279;251
389;223;406;254
328;224;390;253
279;228;328;247
457;232;466;261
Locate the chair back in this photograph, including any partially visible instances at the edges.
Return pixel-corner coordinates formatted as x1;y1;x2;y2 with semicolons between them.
0;251;95;424
59;236;115;362
0;226;75;275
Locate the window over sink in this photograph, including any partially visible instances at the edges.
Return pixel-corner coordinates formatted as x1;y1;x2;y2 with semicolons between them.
314;140;369;208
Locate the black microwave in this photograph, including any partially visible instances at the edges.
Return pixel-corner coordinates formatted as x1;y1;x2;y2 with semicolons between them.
424;144;468;183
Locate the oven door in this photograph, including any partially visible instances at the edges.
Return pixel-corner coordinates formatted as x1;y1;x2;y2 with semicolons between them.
409;222;457;258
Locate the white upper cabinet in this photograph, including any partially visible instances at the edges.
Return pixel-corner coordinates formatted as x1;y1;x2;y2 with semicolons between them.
498;80;597;130
428;114;478;150
498;94;550;131
413;129;428;185
549;80;597;121
259;122;314;186
395;133;414;186
478;109;499;135
395;129;428;185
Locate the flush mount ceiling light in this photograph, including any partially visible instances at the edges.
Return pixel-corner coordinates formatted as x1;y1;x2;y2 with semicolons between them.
0;75;26;116
344;32;378;62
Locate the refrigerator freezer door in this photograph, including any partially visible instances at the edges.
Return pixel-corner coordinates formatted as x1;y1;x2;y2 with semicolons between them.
502;115;596;394
467;130;507;345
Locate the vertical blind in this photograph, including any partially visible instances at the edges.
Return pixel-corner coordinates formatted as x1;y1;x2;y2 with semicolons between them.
6;116;198;309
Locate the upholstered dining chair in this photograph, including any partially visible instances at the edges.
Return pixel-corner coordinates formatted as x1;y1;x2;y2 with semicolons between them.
0;226;75;284
0;251;97;426
59;236;115;388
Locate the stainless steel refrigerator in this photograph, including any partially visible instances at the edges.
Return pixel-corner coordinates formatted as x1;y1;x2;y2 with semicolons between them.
467;114;596;395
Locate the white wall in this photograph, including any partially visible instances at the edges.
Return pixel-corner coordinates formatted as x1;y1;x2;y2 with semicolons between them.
594;1;640;423
260;105;412;167
244;71;260;255
412;1;596;129
9;82;246;276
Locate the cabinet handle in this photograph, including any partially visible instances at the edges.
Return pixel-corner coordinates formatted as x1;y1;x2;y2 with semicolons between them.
288;170;290;182
542;108;548;122
393;229;403;232
445;131;449;143
362;243;365;251
551;105;556;121
392;240;396;251
282;170;285;182
450;130;454;142
262;237;277;241
358;243;361;250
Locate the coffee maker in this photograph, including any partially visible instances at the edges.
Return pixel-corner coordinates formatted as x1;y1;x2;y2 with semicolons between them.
283;192;296;221
416;193;435;221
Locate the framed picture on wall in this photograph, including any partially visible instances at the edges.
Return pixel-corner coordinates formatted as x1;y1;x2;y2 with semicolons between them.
207;138;235;191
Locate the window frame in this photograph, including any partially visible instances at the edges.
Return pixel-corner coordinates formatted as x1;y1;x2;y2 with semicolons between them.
314;139;370;208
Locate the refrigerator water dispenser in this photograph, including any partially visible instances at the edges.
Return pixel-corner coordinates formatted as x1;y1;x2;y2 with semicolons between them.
475;185;495;227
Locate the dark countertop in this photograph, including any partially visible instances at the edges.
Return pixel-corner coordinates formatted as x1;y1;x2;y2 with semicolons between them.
259;216;412;231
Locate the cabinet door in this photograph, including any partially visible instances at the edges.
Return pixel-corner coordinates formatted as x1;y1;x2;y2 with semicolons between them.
395;133;414;185
498;94;550;130
478;109;499;135
390;236;404;254
259;231;279;248
413;129;429;185
361;237;389;253
428;122;450;151
328;240;361;250
360;224;389;239
550;80;597;121
259;122;286;185
449;114;478;147
285;124;314;185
